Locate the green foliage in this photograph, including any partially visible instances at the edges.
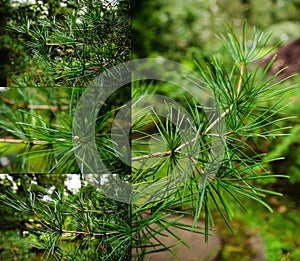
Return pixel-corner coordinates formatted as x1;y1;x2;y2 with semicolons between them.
230;195;300;260
1;1;131;260
2;20;297;259
262;75;300;184
0;0;67;88
0;87;81;173
0;230;36;261
1;185;132;261
6;0;130;88
1;0;299;260
133;0;300;63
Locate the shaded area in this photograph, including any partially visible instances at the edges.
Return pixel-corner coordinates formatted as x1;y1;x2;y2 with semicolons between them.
262;37;300;78
142;214;221;261
141;213;266;261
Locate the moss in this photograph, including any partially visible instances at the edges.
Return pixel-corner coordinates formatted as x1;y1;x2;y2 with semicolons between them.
214;213;258;261
213;193;300;261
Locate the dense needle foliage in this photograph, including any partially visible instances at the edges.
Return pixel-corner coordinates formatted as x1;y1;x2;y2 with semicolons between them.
0;1;298;260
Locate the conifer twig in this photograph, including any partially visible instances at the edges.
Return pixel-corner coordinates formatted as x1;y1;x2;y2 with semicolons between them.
0;138;66;144
132;62;245;162
58;229;118;237
30;209;117;237
1;96;69;111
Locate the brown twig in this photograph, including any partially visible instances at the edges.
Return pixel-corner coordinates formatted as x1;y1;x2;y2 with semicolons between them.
1;96;69;111
31;209;50;226
237;62;245;97
30;209;117;237
132;150;173;161
132;63;245;162
0;138;47;145
58;229;118;237
85;44;127;71
186;154;204;174
73;208;115;214
0;138;66;145
200;62;244;135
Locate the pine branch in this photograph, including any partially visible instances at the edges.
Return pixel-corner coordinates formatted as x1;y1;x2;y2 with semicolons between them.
30;207;118;237
132;150;173;161
72;208;115;214
132;62;245;163
56;229;118;237
204;62;245;134
85;43;128;70
237;62;244;96
1;96;69;111
0;138;66;145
